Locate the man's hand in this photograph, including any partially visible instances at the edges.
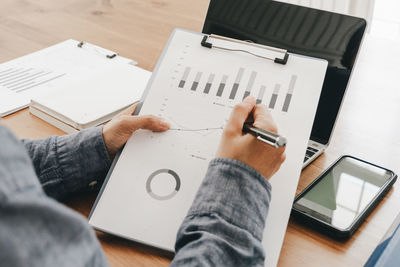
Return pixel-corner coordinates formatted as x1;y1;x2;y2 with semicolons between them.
216;96;286;179
103;103;170;159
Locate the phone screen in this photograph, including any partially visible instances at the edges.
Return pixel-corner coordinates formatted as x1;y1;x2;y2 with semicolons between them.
293;157;393;230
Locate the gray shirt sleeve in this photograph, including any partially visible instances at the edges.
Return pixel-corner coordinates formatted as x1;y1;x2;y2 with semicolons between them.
0;125;109;267
1;124;271;267
21;127;111;199
171;158;272;267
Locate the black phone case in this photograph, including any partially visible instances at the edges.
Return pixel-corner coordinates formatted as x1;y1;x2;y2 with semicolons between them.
291;155;397;240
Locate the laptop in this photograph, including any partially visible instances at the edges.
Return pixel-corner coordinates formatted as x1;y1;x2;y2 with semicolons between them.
202;0;367;168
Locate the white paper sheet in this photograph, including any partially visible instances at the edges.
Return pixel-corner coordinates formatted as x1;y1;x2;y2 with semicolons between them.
30;64;150;129
89;29;327;267
0;39;137;117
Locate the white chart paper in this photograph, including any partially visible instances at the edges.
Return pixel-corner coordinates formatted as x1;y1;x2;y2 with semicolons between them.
89;29;327;267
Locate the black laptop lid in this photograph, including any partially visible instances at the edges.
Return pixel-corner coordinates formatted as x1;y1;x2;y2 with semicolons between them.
202;0;366;145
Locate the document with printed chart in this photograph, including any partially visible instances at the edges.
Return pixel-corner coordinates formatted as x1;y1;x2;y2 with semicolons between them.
89;29;327;267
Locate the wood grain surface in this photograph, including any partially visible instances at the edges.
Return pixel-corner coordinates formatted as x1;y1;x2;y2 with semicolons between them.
1;1;399;266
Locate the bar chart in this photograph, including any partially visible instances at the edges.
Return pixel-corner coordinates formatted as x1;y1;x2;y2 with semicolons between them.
177;65;298;113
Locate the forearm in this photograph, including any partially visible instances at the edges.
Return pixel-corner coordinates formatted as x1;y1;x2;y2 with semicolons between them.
22;127;111;199
171;158;272;267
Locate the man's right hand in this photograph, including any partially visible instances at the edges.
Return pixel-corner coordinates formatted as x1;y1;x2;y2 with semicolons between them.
216;96;286;180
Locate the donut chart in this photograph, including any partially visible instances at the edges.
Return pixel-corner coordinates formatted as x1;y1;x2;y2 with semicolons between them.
146;169;181;200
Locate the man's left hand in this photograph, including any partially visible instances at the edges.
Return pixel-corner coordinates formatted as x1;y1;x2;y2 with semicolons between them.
102;103;170;159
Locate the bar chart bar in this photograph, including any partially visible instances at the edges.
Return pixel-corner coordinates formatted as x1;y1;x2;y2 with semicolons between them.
178;67;191;88
216;75;228;97
256;86;266;104
243;71;257;99
203;73;215;94
191;72;202;91
229;67;244;100
282;75;297;112
269;84;280;109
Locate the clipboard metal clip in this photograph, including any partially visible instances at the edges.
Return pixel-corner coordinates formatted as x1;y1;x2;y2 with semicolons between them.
201;34;289;65
77;41;118;59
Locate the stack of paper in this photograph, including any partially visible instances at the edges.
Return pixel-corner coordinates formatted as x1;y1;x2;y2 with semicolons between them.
30;63;150;133
0;39;150;132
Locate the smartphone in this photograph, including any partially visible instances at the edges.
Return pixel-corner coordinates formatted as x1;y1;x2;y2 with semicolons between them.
291;155;397;239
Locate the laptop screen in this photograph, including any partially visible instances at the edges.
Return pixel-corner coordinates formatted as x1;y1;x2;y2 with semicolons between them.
202;0;366;145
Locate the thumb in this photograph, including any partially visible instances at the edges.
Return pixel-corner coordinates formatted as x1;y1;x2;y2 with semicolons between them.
227;96;256;132
124;115;170;132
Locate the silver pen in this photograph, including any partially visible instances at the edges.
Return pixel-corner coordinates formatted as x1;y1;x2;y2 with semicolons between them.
243;123;287;148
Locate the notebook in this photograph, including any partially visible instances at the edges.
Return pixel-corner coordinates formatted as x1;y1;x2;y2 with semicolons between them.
30;63;150;133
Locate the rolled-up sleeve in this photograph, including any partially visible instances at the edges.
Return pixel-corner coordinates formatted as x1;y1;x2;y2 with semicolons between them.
171;158;272;267
22;127;111;199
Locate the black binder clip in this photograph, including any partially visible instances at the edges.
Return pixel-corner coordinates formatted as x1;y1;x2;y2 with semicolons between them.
201;35;212;48
106;54;117;59
77;41;118;59
201;35;289;65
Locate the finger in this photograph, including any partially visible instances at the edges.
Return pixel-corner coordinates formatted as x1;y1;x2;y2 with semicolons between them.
115;101;140;118
226;96;256;132
124;115;170;132
119;102;139;116
280;152;286;164
252;104;278;133
276;146;286;157
273;152;286;175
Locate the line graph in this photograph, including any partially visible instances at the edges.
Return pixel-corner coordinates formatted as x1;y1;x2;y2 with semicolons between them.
166;116;224;137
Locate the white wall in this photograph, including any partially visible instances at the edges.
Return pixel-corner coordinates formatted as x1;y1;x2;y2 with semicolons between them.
275;0;375;31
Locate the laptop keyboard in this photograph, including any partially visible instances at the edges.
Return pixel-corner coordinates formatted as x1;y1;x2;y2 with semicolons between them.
304;146;319;162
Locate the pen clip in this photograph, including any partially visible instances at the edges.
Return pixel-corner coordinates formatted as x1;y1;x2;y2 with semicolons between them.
201;35;289;65
243;122;287;148
257;135;279;148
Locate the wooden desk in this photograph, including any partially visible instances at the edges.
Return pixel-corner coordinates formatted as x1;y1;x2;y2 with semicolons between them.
2;1;400;266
